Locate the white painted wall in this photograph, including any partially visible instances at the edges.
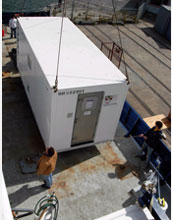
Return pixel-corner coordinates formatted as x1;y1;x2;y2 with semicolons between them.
17;22;53;147
2;173;13;220
94;83;128;143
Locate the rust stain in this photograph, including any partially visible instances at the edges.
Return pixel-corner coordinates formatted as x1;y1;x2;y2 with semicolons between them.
99;142;124;165
79;162;96;173
78;154;112;174
101;143;139;181
49;167;75;199
78;158;103;173
67;167;75;174
49;142;138;198
59;181;66;187
77;142;125;174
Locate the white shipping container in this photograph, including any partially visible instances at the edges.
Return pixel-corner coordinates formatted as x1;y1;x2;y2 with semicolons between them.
17;17;129;152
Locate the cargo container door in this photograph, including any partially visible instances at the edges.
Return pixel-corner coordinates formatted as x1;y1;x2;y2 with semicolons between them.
72;92;104;146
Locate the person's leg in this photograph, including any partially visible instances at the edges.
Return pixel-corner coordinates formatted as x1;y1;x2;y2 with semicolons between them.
134;141;148;157
43;175;51;188
142;141;149;151
12;28;15;38
49;173;53;186
146;147;153;165
10;28;13;38
14;28;16;38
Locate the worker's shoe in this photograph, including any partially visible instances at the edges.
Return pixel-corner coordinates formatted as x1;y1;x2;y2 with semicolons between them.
140;155;146;161
142;163;149;169
41;184;51;189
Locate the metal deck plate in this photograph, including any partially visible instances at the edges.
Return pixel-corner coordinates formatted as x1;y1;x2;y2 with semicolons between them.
19;154;41;174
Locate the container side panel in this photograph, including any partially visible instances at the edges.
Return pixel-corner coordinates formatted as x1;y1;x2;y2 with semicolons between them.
49;92;77;150
95;84;129;142
49;83;129;152
17;22;52;146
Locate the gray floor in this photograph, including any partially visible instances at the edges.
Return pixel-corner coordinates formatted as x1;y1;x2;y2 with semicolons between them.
2;15;171;219
2;77;146;219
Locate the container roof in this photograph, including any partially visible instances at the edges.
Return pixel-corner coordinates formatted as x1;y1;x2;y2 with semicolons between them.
18;17;127;89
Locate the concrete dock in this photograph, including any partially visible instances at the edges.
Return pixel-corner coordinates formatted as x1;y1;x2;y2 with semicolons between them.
2;15;171;219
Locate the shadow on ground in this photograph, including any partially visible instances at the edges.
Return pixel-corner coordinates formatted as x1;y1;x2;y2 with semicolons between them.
2;60;18;74
108;161;140;181
140;27;171;49
9;184;46;208
113;137;145;183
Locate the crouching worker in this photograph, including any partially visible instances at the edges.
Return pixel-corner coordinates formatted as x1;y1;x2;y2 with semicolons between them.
135;121;163;165
37;147;57;189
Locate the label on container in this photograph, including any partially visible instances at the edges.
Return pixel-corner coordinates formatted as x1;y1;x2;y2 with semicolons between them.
104;95;119;106
83;111;91;116
85;100;94;109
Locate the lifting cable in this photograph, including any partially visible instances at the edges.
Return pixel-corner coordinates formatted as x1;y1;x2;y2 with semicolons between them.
53;0;66;92
111;0;130;85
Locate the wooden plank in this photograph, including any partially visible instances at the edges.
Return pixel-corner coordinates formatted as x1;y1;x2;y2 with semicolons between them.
2;72;11;79
143;114;171;130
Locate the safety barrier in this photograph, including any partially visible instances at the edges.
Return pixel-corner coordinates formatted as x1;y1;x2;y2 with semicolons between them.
120;101;171;186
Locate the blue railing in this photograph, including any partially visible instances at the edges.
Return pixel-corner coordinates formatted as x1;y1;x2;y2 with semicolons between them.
120;101;171;186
